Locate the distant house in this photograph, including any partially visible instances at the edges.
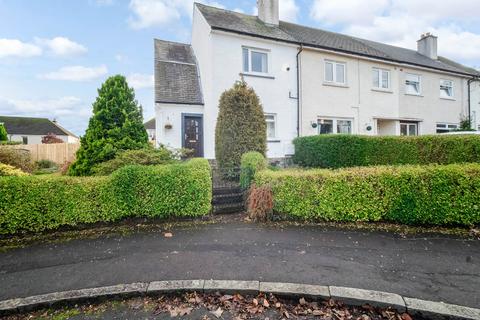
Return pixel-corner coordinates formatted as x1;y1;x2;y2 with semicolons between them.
0;116;79;144
144;118;156;144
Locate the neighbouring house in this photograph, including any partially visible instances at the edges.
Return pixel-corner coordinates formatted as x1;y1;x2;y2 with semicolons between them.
154;0;480;159
0;116;79;144
144;118;156;144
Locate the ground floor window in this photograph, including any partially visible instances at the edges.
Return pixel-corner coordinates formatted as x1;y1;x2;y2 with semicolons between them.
22;136;28;144
400;122;418;136
265;114;277;140
318;118;352;134
436;123;459;133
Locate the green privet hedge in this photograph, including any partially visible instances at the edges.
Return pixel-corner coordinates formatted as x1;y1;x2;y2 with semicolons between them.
215;81;266;172
293;134;480;168
255;164;480;226
0;159;211;234
240;151;267;189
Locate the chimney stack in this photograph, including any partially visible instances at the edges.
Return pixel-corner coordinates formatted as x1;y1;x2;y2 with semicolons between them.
257;0;279;26
417;32;438;60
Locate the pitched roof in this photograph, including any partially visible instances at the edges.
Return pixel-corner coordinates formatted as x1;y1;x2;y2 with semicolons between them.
154;39;204;105
144;118;155;130
196;3;477;77
0;116;78;137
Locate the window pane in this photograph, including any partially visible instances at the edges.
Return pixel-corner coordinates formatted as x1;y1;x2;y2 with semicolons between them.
337;120;352;134
318;119;333;134
336;63;345;83
242;48;249;72
400;124;407;136
372;69;380;88
252;51;267;73
409;124;417;136
267;122;275;138
325;62;333;82
382;70;389;88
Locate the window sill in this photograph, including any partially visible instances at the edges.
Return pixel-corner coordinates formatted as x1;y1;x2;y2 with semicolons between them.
371;88;393;94
440;97;455;101
323;82;349;88
240;72;275;80
405;93;423;97
267;139;281;143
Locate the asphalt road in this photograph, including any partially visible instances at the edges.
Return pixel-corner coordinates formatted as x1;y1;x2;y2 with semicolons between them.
0;221;479;308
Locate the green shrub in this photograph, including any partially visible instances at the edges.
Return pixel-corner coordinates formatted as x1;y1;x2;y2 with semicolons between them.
240;151;267;189
0;124;7;141
215;81;267;172
69;75;149;176
36;159;58;169
293;134;480;168
91;147;175;175
0;147;35;172
0;159;211;234
255;164;480;226
0;163;28;176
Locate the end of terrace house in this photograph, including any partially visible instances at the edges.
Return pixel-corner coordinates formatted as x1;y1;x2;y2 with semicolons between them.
153;0;480;160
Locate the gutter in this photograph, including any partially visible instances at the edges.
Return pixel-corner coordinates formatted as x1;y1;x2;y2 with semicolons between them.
296;45;303;137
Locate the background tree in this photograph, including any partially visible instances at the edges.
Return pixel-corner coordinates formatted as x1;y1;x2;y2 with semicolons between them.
215;81;266;172
0;124;7;141
41;133;64;144
69;75;148;176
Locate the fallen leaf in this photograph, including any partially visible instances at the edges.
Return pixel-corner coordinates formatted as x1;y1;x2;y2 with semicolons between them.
263;299;270;308
211;307;224;318
164;232;173;238
253;298;259;306
275;302;281;308
168;306;192;317
299;297;307;305
401;313;413;320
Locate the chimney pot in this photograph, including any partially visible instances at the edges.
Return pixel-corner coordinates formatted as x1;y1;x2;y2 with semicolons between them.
417;33;438;60
257;0;279;26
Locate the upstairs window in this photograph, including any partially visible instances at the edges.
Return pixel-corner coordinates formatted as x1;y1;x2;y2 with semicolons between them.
372;68;390;89
242;47;268;74
405;73;421;95
325;61;346;85
440;79;454;98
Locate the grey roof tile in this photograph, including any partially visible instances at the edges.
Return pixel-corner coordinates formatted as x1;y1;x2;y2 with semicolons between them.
196;3;477;77
144;118;155;130
0;116;76;136
154;39;203;105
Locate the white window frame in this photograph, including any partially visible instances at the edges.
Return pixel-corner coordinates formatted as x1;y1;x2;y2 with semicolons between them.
400;122;418;136
242;46;270;75
436;123;458;133
440;79;454;99
405;73;422;96
265;113;277;140
372;68;390;90
324;60;347;85
317;117;353;134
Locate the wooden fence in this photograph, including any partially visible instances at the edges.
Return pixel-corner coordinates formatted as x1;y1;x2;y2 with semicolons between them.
7;143;80;164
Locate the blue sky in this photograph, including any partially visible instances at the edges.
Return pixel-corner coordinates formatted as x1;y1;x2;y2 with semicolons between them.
1;0;480;136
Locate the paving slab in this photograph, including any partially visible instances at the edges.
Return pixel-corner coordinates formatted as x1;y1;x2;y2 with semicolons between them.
330;286;406;312
260;282;330;299
404;297;480;320
203;280;259;295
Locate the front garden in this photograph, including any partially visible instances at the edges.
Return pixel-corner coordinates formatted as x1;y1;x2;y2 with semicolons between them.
244;134;480;227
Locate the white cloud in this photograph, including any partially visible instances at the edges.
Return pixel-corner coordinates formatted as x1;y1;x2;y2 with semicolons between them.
310;0;388;25
39;65;108;81
115;54;127;62
95;0;114;6
279;0;299;23
1;96;82;114
0;39;42;58
309;0;480;64
127;73;153;89
35;37;87;57
128;0;224;29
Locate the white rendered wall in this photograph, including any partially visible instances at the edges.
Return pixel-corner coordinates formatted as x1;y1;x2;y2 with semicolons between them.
8;134;73;144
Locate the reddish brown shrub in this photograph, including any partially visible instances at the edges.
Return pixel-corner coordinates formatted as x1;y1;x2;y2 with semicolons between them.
42;133;64;144
60;161;72;175
247;184;273;222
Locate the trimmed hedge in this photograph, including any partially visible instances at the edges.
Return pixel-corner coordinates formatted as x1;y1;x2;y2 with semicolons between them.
255;163;480;226
0;158;211;234
240;151;267;189
293;134;480;168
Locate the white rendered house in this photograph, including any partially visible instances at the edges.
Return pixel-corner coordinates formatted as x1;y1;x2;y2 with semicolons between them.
154;0;479;159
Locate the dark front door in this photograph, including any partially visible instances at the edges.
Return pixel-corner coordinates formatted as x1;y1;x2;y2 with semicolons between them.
182;114;203;157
